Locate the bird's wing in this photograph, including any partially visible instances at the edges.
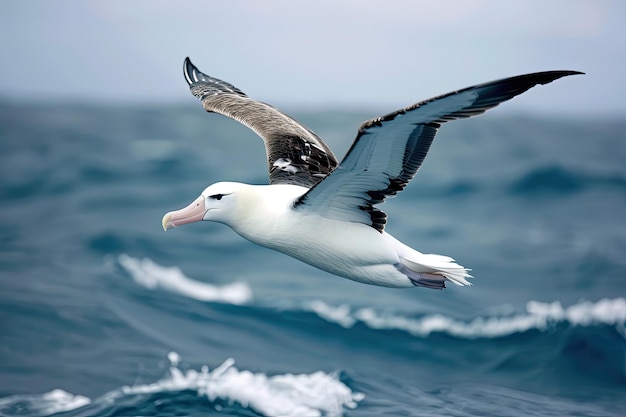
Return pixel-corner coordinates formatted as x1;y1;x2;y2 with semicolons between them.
184;57;338;187
295;71;583;232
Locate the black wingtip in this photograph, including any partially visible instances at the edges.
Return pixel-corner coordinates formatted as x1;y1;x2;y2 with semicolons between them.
183;57;197;86
181;58;248;98
183;57;214;86
537;70;585;85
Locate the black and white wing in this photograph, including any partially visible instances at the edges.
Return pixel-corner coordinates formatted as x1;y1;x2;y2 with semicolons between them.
184;58;338;187
295;71;583;232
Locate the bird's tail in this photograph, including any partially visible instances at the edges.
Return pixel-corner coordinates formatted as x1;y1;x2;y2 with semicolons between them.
389;235;473;289
399;253;473;289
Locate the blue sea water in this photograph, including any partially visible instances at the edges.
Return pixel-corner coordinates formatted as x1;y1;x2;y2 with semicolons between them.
0;100;625;417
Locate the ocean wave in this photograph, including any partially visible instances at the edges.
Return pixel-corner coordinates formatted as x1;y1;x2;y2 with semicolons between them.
0;389;90;416
305;298;626;339
117;254;253;305
509;165;626;196
0;353;363;417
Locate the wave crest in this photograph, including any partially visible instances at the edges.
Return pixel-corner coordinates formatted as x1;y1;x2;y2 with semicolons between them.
0;389;90;416
0;353;363;417
117;254;252;305
306;298;626;339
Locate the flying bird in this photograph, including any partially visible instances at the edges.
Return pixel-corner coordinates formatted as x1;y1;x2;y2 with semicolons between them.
162;58;581;289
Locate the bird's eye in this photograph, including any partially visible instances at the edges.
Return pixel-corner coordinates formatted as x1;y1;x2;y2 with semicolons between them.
210;194;224;200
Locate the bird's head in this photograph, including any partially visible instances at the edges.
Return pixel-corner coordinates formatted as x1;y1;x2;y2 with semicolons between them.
161;182;250;231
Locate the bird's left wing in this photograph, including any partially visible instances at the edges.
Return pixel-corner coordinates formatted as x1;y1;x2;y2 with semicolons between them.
295;71;583;232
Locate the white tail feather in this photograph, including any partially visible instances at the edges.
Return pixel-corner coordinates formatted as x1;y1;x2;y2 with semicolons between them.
401;254;473;286
384;233;473;288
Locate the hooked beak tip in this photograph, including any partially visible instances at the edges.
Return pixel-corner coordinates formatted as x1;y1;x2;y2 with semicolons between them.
162;212;174;231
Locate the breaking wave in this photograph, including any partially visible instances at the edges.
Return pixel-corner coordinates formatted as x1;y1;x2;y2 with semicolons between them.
305;298;626;338
0;353;362;417
0;389;90;417
117;254;253;305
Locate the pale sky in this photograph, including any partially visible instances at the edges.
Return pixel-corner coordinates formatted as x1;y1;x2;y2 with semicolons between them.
1;1;624;115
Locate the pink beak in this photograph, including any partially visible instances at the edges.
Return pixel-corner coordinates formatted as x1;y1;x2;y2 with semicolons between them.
162;196;206;231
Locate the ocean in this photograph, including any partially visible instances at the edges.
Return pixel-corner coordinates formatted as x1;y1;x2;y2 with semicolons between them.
0;100;625;417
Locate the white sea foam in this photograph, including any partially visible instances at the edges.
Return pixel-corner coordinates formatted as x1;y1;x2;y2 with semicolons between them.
122;353;363;417
306;300;356;328
0;389;90;416
305;298;626;339
0;354;362;417
118;254;252;305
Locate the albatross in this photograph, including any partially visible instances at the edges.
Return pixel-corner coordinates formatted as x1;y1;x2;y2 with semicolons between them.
162;58;582;289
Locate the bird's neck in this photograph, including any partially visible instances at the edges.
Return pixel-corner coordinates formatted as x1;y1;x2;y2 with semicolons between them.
227;184;308;245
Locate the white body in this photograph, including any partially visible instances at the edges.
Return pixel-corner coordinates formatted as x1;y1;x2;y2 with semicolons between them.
179;182;471;288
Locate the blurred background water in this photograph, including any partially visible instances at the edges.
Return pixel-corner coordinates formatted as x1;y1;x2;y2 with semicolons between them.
0;100;625;416
2;1;626;416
